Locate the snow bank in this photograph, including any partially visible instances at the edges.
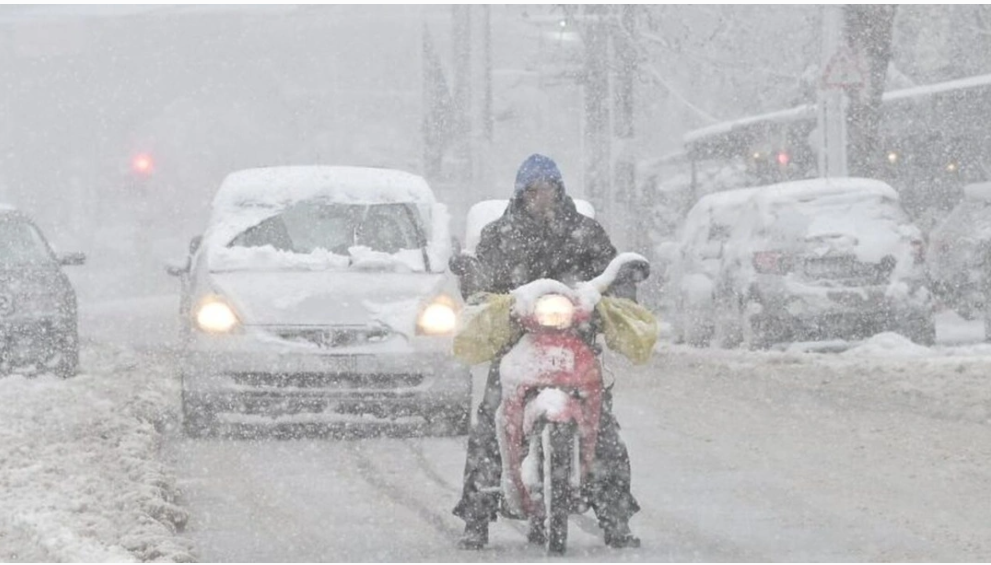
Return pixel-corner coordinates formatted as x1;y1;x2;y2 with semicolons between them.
0;344;191;562
842;332;933;357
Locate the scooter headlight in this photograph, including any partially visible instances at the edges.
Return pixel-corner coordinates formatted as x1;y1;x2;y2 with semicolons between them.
533;294;575;329
195;296;240;334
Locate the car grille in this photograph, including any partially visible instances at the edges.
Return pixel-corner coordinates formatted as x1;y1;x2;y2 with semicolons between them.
230;372;423;389
271;326;393;348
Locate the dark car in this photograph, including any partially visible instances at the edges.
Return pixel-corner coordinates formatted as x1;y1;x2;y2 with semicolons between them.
0;208;85;377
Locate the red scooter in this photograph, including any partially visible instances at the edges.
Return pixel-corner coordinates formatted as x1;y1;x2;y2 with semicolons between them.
491;253;650;554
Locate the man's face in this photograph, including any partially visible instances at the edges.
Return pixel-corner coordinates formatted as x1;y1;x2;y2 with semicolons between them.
521;181;558;219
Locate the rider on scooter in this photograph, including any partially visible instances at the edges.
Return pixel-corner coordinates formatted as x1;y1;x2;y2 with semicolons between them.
451;154;641;550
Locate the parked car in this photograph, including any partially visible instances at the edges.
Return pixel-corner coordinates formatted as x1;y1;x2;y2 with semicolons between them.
714;178;935;348
662;187;758;346
168;166;471;437
0;207;85;377
926;182;991;321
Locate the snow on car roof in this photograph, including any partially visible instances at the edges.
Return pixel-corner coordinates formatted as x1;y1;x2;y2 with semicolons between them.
212;166;436;216
963;182;991;202
750;177;898;206
691;186;761;212
204;166;440;256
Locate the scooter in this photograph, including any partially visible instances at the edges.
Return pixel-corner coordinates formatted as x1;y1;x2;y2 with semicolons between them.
491;253;650;554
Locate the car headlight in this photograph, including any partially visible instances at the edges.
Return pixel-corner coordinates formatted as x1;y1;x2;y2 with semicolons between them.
417;296;458;336
534;294;575;329
195;297;239;333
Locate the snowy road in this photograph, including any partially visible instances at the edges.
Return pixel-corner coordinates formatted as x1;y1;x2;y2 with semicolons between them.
48;294;991;561
166;337;991;562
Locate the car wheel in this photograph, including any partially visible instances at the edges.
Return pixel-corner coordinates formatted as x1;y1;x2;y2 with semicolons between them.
740;302;773;350
425;403;471;437
902;314;936;346
54;328;79;379
182;392;218;439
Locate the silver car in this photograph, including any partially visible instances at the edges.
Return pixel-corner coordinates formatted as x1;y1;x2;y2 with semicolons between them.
663;187;758;346
716;178;935;348
0;208;85;377
168;166;471;437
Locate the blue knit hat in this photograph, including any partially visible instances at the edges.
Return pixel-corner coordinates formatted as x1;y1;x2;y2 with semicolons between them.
514;154;564;195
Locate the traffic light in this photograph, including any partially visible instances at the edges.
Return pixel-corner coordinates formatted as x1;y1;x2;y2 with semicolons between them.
131;153;155;176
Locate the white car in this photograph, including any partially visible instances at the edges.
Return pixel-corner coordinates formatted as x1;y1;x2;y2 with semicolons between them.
663;187;758;346
715;178;934;348
926;182;991;322
168;166;471;437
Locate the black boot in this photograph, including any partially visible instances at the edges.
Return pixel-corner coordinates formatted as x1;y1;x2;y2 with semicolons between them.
527;517;547;545
457;519;489;550
604;521;641;549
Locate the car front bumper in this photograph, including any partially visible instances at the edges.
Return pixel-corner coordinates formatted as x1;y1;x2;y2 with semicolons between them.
178;330;471;423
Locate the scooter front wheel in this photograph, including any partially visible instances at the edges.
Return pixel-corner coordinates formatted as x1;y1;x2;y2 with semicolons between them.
543;421;575;555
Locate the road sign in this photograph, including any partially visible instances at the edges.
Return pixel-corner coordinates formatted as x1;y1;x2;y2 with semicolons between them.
821;47;865;90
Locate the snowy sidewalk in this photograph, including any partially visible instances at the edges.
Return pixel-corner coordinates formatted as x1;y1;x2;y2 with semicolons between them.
0;343;191;562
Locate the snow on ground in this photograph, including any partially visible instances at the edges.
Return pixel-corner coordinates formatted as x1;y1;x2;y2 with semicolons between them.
0;342;191;562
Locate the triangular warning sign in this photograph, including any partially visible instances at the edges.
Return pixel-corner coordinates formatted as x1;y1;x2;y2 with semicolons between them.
822;47;865;89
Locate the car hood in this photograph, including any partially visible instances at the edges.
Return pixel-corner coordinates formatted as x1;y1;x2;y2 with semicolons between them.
207;270;450;333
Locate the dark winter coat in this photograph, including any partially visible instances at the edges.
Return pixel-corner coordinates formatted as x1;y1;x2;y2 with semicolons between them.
471;155;618;295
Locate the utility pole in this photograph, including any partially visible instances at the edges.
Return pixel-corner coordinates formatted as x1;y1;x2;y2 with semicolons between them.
452;5;473;188
817;5;849;178
613;5;638;251
482;5;493;144
582;5;612;225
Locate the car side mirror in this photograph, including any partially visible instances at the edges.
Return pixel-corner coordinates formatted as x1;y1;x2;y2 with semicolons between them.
189;235;203;255
57;252;86;266
165;258;189;277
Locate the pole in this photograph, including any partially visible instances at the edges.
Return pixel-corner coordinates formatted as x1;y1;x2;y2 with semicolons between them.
452;5;473;187
817;5;848;178
613;5;637;251
582;5;611;224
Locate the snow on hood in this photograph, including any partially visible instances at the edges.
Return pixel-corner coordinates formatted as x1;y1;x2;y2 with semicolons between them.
208;244;426;273
209;270;447;331
202;166;451;272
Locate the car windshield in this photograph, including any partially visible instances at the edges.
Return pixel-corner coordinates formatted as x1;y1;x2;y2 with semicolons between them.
0;218;54;265
229;201;425;255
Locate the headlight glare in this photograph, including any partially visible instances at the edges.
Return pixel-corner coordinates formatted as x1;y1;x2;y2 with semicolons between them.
417;300;457;335
534;294;575;329
195;298;239;333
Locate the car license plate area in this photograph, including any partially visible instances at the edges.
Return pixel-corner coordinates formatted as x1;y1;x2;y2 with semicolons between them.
543;347;575;373
319;354;359;374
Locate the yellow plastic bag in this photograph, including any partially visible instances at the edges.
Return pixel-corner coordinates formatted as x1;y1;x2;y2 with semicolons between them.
453;294;522;365
595;297;658;365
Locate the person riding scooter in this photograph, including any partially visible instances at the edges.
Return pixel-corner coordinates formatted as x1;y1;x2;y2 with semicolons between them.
450;154;642;550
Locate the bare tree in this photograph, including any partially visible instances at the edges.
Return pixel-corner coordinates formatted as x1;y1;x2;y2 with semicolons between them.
844;5;897;178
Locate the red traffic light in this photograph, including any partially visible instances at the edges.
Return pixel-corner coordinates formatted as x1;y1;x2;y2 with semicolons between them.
131;153;155;175
776;151;790;166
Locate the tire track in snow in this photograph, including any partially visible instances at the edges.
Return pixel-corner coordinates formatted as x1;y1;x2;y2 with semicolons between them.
350;441;461;541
